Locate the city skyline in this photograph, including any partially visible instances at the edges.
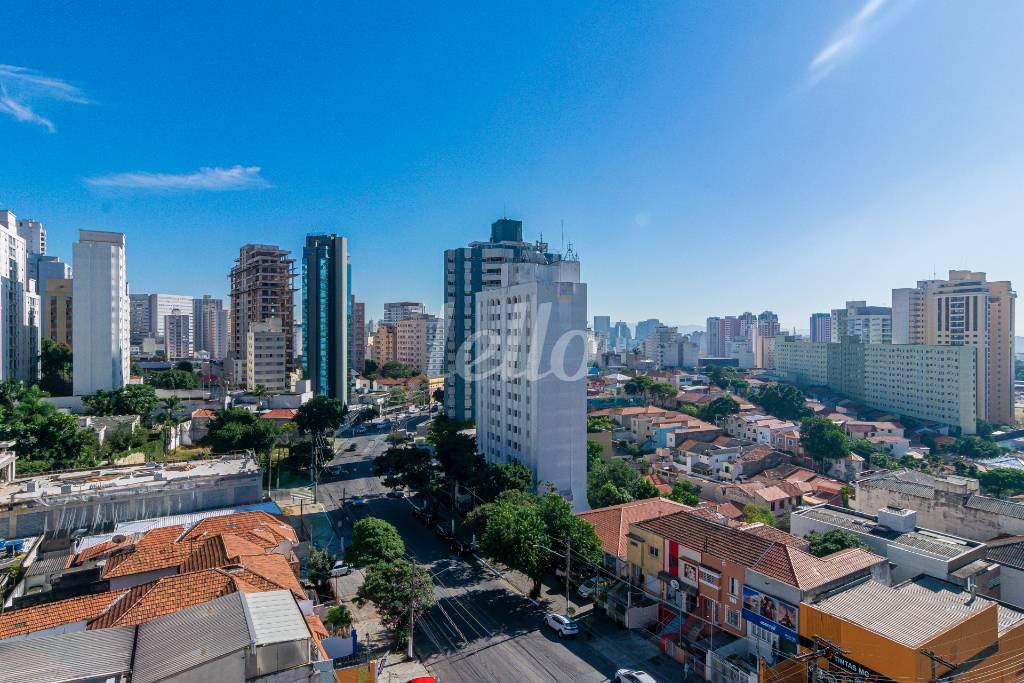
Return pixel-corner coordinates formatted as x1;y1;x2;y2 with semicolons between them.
2;2;1022;326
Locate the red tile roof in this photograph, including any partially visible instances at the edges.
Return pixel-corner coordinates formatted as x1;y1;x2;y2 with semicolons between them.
260;409;298;420
0;590;126;640
577;498;692;558
751;545;883;590
180;511;297;546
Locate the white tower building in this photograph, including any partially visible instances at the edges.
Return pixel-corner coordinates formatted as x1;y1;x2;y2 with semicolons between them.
73;230;129;395
474;259;588;510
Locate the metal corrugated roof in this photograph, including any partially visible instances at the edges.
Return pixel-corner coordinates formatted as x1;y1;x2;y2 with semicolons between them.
811;578;992;647
965;494;1024;520
241;589;310;646
894;531;972;559
133;592;251;683
0;626;135;683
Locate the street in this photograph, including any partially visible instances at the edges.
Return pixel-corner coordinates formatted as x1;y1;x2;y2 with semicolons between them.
316;429;680;683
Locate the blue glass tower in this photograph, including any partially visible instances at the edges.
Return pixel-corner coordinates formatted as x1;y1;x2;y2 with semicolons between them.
302;234;349;402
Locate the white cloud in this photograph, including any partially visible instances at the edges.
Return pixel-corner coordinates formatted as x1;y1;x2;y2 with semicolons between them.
808;0;889;85
84;165;272;191
0;64;91;132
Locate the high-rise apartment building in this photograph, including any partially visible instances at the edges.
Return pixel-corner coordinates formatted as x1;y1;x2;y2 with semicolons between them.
16;218;45;258
0;211;41;382
593;315;611;340
350;297;366;373
246;317;288;392
395;313;445;376
72;230;129;395
832;301;891;345
809;312;832;343
775;336;977;433
129;293;151;341
192;295;227;360
893;271;1016;424
44;277;73;349
148;294;193;338
443;218;567;422
164;309;193;359
230;244;296;379
383;302;426;325
474;259;588;509
706;316;742;358
642;326;683;369
34;256;71;309
373;322;397;365
757;310;780;338
635;318;663;344
610;321;632;350
302;234;349;401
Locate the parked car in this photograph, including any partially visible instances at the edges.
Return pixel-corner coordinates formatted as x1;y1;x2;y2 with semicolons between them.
544;614;579;638
325;465;342;476
614;670;657;683
345;443;358;452
329;561;352;577
350;496;367;508
388;487;405;498
577;577;601;598
356;425;367;434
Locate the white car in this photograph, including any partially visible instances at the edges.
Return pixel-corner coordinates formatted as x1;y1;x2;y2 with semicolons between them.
329;561;352;577
544;613;579;638
577;577;600;598
615;670;657;683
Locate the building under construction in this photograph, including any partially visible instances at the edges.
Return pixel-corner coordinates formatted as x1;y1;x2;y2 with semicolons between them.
229;243;296;374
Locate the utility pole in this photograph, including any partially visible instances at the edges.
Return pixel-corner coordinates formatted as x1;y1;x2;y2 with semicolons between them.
407;603;414;658
565;536;571;616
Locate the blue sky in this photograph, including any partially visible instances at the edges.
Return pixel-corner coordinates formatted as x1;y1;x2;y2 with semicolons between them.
1;1;1022;330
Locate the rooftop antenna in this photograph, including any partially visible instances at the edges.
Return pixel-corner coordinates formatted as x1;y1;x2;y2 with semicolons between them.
503;203;507;219
560;220;565;253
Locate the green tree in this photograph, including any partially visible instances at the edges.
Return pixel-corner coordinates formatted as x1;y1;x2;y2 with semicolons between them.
294;395;348;437
160;396;183;454
946;435;1001;459
624;375;655;402
707;365;737;389
631;477;660;500
537;490;602;579
83;385;161;423
849;439;877;458
698;395;740;423
587;415;614;433
324;604;353;635
668;480;701;506
0;380;27;411
379;361;418;379
650;382;677;405
805;529;869;557
147;369;199;389
346;517;406;567
800;416;849;467
355;560;435;645
586;440;604;470
477;462;533;501
976;420;995;440
479;496;548;596
373;445;435;497
252;383;271;407
307;547;334;591
38;339;73;396
978;468;1024;497
428;416;481;485
589;480;633;507
206;408;280;455
174;360;194;373
363;359;379;376
752;384;811;421
741;504;776;526
432;388;444;404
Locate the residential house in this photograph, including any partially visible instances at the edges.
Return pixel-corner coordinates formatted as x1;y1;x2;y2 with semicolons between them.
627;510;886;680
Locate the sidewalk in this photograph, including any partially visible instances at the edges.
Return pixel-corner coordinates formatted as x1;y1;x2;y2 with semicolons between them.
379;652;432;682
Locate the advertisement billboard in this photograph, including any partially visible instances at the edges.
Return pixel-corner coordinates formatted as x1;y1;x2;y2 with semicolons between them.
741;586;798;643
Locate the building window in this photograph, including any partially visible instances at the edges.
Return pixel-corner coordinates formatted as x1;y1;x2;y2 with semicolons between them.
648;546;659;559
726;608;741;629
729;577;739;598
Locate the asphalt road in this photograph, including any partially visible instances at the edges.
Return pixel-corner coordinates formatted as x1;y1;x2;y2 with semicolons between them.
316;429;677;683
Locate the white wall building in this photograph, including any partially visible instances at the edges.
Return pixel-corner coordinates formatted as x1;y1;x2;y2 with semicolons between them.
246;317;288;392
0;211;41;382
73;230;129;395
148;293;193;338
474;260;588;510
193;295;227;360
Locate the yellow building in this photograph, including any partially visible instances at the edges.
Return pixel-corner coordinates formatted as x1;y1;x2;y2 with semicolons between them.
428;375;444;402
800;577;1024;682
44;277;73;349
